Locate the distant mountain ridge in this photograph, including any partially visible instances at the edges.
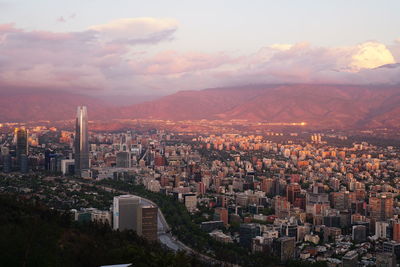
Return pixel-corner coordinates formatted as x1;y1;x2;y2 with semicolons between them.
0;84;399;129
120;84;400;129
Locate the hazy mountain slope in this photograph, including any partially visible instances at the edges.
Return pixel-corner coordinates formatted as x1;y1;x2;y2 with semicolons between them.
1;84;399;129
121;84;400;128
0;91;117;122
119;86;268;120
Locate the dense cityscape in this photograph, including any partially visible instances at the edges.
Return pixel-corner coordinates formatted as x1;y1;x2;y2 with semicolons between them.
0;106;399;266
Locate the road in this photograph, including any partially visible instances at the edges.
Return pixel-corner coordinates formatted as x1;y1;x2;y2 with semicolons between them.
138;194;229;265
138;197;187;251
76;180;231;265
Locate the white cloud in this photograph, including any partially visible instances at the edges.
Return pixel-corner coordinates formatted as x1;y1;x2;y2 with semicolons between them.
89;17;178;45
350;42;395;71
0;21;399;96
269;43;293;51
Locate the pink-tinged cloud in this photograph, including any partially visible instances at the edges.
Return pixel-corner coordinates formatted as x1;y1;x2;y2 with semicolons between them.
388;38;400;62
222;41;399;86
57;14;76;23
89;17;178;45
57;16;66;23
0;20;180;94
0;21;399;96
131;51;234;75
0;23;19;32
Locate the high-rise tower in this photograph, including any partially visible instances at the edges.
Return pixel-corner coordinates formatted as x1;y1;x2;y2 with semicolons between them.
15;127;28;173
113;195;141;231
1;146;11;173
74;106;89;176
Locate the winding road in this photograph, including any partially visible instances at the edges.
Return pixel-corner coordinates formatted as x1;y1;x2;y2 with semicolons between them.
74;179;231;266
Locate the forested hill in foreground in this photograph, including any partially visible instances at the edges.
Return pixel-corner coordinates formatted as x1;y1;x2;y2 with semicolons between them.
0;194;197;267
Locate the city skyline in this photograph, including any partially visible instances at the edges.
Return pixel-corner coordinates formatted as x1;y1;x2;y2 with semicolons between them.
2;122;400;266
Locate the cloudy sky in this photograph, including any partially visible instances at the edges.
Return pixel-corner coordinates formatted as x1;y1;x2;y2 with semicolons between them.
0;0;399;97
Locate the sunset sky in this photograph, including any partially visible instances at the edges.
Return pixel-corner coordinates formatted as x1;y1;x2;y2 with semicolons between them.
0;0;399;96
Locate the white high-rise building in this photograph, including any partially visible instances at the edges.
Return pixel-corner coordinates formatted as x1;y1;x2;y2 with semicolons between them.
375;221;389;239
113;195;140;231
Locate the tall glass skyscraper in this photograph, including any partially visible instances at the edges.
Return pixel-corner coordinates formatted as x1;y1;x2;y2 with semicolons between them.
74;106;89;176
15;127;28;173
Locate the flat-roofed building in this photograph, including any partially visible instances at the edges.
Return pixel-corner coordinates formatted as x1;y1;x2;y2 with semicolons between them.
113;195;140;231
137;206;158;241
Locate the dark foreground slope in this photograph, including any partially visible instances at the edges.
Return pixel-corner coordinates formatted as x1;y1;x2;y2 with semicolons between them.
0;194;197;267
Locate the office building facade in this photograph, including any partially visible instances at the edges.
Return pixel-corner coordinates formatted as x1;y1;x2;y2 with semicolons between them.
113;195;140;231
137;206;158;241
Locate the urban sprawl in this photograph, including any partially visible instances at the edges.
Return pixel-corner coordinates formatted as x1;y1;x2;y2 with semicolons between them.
1;106;400;267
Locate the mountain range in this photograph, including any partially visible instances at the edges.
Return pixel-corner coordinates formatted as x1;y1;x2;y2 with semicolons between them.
1;84;399;129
